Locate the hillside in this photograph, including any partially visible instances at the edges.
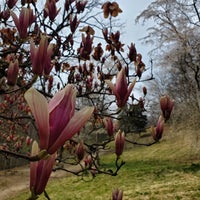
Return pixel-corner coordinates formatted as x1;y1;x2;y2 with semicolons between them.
2;124;200;200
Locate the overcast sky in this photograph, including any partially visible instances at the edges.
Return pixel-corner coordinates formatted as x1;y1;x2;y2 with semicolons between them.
116;0;154;65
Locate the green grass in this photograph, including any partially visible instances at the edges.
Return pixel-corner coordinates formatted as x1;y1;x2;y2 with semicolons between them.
8;127;200;200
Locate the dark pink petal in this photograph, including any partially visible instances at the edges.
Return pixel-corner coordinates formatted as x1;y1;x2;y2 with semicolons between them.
30;40;43;75
7;60;19;85
35;153;56;195
103;117;115;137
48;85;76;148
123;78;136;106
115;68;128;99
115;130;125;157
48;106;94;154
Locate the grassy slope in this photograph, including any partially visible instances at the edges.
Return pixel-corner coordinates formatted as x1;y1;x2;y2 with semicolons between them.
8;126;200;200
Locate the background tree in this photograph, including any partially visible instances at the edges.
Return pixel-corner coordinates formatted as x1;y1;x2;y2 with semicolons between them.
136;0;200;124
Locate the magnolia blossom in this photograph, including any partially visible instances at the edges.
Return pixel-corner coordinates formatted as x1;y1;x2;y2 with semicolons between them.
30;35;54;76
75;141;85;161
70;15;79;33
7;59;19;85
103;117;115;137
44;0;60;21
24;84;94;154
128;43;137;62
151;115;165;142
160;95;174;121
65;0;75;11
115;130;125;157
102;1;122;18
112;189;123;200
6;0;17;9
77;34;93;60
105;68;136;108
76;1;87;13
11;7;36;38
30;141;56;197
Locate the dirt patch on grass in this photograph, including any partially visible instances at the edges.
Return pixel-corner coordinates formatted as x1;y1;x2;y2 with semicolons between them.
0;163;83;200
0;166;29;200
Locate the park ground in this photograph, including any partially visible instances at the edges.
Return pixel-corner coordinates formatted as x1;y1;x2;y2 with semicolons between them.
1;124;200;200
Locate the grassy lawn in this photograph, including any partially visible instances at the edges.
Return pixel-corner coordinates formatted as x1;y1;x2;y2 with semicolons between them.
8;127;200;200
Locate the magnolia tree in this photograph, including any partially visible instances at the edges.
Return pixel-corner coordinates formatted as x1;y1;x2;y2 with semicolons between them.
0;0;174;199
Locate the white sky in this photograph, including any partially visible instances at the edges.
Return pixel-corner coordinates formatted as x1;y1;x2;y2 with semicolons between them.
116;0;154;66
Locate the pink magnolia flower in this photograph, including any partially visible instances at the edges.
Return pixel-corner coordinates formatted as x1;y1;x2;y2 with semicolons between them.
70;15;79;33
105;68;136;108
77;33;93;60
115;130;125;158
65;0;75;12
76;1;87;13
128;43;137;62
30;35;54;76
103;117;115;137
24;84;94;154
160;95;174;121
151;115;165;142
7;59;19;85
44;0;60;21
102;1;122;19
6;0;18;9
30;141;56;197
10;7;36;39
112;188;123;200
75;141;85;161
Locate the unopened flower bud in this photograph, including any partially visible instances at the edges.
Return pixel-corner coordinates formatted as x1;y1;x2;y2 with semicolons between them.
151;115;165;141
128;43;137;62
7;59;19;85
115;130;125;157
112;188;123;200
103;117;115;137
76;141;85;161
143;87;147;96
76;1;87;13
84;155;92;167
160;95;174;121
6;0;17;9
44;0;60;21
26;136;32;146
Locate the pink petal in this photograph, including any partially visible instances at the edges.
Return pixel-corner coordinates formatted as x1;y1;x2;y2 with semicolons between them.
48;106;94;154
124;78;136;101
30;40;36;59
48;85;76;148
35;153;56;195
24;88;49;150
44;44;54;75
48;84;76;113
19;8;29;38
37;35;49;72
115;68;128;98
10;11;20;33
